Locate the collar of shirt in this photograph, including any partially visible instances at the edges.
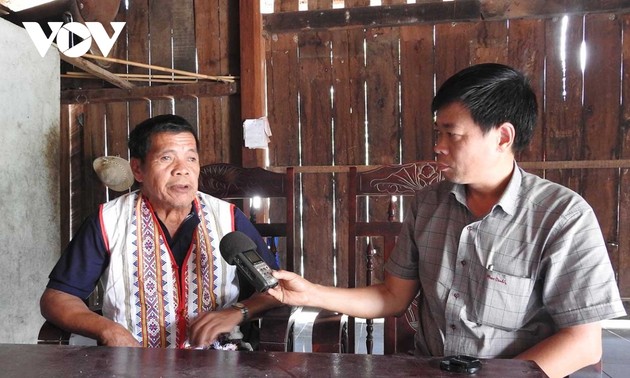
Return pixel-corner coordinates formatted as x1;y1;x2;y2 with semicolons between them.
155;204;201;267
449;161;522;217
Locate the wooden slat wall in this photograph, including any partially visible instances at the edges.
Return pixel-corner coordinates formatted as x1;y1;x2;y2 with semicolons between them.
620;14;630;297
57;0;630;297
331;27;366;286
298;30;335;283
60;0;240;243
263;0;630;296
583;14;622;280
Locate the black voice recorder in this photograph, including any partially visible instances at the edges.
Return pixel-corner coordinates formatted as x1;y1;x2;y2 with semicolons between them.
219;231;279;293
439;355;482;374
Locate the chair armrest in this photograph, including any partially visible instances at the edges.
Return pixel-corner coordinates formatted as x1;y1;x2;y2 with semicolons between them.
37;320;72;345
312;309;349;353
37;308;102;345
257;305;302;352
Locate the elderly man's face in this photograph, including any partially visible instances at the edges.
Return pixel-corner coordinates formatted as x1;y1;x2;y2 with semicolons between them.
131;131;200;214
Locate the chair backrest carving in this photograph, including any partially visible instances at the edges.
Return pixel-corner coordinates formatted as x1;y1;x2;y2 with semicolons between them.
198;163;295;272
357;163;442;195
348;161;443;355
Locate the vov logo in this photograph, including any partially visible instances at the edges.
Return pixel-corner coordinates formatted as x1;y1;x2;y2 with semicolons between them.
23;22;126;58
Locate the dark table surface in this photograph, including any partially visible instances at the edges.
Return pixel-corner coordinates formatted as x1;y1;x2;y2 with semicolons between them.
0;343;547;377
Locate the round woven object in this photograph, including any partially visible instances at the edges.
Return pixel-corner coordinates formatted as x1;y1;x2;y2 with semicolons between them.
93;156;134;192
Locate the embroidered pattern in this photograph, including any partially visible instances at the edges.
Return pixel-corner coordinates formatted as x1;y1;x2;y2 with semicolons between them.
197;200;216;311
136;198;170;347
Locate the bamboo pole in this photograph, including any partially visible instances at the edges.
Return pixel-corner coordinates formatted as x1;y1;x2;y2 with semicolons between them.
81;53;237;83
66;71;199;80
61;74;197;84
60;52;135;89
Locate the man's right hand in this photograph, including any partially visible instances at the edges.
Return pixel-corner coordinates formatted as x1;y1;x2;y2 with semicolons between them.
98;323;142;347
40;288;141;347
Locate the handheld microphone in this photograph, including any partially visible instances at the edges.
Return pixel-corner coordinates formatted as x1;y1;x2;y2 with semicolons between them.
219;231;279;293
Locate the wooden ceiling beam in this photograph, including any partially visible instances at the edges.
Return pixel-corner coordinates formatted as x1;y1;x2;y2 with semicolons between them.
61;81;238;104
263;0;630;33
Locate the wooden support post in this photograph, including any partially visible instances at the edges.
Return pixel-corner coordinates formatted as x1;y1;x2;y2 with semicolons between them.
239;1;267;168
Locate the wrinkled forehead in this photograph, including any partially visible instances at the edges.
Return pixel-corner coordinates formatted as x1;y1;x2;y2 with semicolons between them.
148;131;198;150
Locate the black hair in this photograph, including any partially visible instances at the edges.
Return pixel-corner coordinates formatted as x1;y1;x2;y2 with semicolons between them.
431;63;538;152
128;114;199;161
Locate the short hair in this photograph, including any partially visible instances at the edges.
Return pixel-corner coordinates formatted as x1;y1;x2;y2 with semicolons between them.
128;114;199;161
431;63;538;152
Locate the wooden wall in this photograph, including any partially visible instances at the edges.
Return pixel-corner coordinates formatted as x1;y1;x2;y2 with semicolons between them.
263;0;630;297
58;0;630;299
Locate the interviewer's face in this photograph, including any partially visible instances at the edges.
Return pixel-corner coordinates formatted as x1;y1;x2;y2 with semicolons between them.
131;131;200;213
433;102;503;185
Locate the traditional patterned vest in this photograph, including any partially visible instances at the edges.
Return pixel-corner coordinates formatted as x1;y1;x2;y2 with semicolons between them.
98;191;238;348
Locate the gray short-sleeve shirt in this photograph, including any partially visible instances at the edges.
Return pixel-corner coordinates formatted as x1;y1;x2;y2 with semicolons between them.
385;164;626;358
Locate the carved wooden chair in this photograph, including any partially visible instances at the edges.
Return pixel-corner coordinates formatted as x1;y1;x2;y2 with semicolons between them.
39;163;299;352
349;162;442;355
197;163;298;351
312;162;442;355
198;163;296;273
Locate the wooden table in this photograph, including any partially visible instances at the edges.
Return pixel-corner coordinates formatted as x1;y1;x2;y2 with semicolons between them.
0;344;546;377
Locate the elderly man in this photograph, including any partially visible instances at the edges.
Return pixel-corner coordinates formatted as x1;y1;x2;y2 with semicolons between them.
41;114;280;348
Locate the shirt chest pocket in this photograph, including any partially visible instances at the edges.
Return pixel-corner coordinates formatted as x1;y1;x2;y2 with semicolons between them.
467;261;535;331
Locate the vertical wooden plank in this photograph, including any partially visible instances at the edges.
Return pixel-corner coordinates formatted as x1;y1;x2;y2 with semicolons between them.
125;0;149;81
398;24;435;294
619;13;630;297
101;1;129;187
471;20;508;65
275;0;299;13
365;27;400;166
364;26;400;288
240;0;265;110
225;0;242;164
332;29;366;167
543;16;584;191
434;22;479;87
60;105;71;246
298;31;335;284
69;105;85;236
266;33;301;167
400;24;435;162
172;0;198;128
104;2;134;200
240;0;267;168
331;27;366;287
308;0;333;10
149;0;174;116
196;0;229;165
345;0;371;7
582;13;621;275
106;102;131;200
82;104;108;220
508;19;546;169
300;7;333;281
107;1;130;75
104;107;128;159
126;0;151;129
265;31;302;270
